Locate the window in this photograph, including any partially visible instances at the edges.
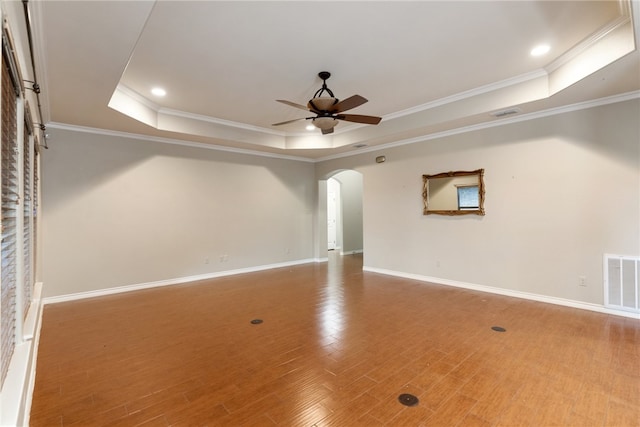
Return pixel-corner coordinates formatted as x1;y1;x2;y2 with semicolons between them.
23;110;33;318
33;141;38;288
1;44;20;385
0;18;41;397
457;185;479;210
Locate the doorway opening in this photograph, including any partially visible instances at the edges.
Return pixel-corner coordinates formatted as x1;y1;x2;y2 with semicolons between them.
327;177;339;251
325;170;363;256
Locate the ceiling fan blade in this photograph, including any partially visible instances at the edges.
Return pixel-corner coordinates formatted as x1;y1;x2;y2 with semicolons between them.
336;114;382;125
330;95;368;113
276;99;310;111
272;117;307;126
321;127;334;135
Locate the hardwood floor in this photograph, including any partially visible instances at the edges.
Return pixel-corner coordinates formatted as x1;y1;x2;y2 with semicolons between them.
30;253;639;426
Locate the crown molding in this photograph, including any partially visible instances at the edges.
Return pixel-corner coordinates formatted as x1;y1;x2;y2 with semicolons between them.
112;68;549;144
47;90;639;164
45;122;316;163
116;83;287;137
383;69;549;122
544;15;631;74
315;91;640;162
159;106;286;137
545;11;633;74
115;84;161;112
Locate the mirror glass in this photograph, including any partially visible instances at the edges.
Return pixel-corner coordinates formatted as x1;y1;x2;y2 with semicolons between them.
422;169;485;216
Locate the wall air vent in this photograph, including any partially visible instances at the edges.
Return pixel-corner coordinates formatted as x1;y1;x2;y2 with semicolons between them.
604;254;639;315
490;107;522;118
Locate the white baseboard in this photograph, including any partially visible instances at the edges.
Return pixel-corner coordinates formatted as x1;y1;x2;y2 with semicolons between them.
363;266;640;320
43;259;318;305
340;249;363;256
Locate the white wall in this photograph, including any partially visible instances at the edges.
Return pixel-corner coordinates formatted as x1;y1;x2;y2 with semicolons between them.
316;100;640;306
41;128;316;297
40;99;640;306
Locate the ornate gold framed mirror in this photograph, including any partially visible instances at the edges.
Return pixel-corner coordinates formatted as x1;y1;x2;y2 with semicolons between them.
422;169;485;216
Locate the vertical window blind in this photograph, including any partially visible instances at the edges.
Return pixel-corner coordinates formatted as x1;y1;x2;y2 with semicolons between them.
33;145;38;283
0;20;41;393
23;115;32;318
1;49;19;386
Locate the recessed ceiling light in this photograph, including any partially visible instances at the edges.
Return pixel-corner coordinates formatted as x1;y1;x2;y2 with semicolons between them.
305;124;315;131
530;44;550;57
151;87;166;97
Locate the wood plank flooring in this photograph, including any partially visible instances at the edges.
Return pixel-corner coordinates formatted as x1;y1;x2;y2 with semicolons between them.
30;253;639;426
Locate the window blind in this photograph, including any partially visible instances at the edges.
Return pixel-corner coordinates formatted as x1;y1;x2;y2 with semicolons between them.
1;50;19;386
23;115;32;318
33;146;38;280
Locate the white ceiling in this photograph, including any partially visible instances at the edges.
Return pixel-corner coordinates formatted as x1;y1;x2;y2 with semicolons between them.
30;1;640;160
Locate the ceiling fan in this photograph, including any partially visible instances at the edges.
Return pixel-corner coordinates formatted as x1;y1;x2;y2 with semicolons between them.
272;71;382;135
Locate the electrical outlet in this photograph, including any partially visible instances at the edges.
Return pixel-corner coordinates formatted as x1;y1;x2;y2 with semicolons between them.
578;276;587;287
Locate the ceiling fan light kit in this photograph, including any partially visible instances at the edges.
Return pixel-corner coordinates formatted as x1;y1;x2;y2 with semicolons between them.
273;71;382;135
312;116;339;130
309;97;338;112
